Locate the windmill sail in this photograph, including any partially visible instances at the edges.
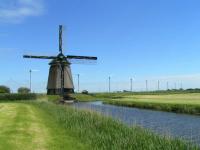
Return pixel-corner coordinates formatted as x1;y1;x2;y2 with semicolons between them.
23;55;57;59
67;55;97;60
59;25;63;53
67;55;97;64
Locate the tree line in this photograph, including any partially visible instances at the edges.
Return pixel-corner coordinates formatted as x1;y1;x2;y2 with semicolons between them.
0;85;30;94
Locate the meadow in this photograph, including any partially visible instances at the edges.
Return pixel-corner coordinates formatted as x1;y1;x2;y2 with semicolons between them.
107;93;200;105
0;94;199;149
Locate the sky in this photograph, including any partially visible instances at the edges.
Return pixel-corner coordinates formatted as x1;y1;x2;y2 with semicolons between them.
1;0;200;92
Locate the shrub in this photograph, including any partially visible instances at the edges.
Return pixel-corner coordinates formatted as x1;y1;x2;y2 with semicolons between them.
0;93;37;101
18;87;30;94
0;85;10;94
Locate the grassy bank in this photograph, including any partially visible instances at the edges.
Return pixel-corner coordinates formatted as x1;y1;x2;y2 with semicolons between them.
103;93;200;115
28;101;199;149
104;100;200;115
72;93;132;101
73;93;200;115
0;101;198;149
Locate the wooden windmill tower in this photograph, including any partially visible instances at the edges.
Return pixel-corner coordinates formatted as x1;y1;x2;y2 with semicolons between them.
23;25;97;101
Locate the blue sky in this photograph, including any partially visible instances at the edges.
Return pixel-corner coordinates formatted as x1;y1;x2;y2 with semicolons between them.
1;0;200;92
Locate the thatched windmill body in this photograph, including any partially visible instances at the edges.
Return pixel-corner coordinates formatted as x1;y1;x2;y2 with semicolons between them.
23;25;97;100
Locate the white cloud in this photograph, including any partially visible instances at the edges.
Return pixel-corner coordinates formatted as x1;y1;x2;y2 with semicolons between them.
0;0;44;23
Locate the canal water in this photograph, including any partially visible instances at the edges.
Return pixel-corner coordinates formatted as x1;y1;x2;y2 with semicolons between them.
72;101;200;145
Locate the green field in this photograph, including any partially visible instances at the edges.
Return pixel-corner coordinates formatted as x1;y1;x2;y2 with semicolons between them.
0;99;198;150
114;93;200;105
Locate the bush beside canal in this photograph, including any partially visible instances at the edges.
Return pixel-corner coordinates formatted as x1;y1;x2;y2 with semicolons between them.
0;93;37;101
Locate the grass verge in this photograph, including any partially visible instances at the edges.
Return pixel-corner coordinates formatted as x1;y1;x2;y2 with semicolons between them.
0;102;89;150
104;100;200;115
28;101;198;150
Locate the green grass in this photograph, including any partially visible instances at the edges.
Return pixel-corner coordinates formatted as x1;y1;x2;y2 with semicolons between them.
0;102;89;150
71;93;132;102
118;93;200;105
36;94;61;102
0;101;198;150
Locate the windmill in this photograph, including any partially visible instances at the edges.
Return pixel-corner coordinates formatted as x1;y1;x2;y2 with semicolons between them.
23;25;97;101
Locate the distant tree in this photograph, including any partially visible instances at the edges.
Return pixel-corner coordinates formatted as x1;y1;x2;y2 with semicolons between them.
123;90;129;93
82;90;89;94
0;85;10;94
18;87;30;94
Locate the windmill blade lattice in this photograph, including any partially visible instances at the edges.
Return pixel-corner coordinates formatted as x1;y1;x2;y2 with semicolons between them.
67;55;97;60
67;55;97;64
23;55;57;59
